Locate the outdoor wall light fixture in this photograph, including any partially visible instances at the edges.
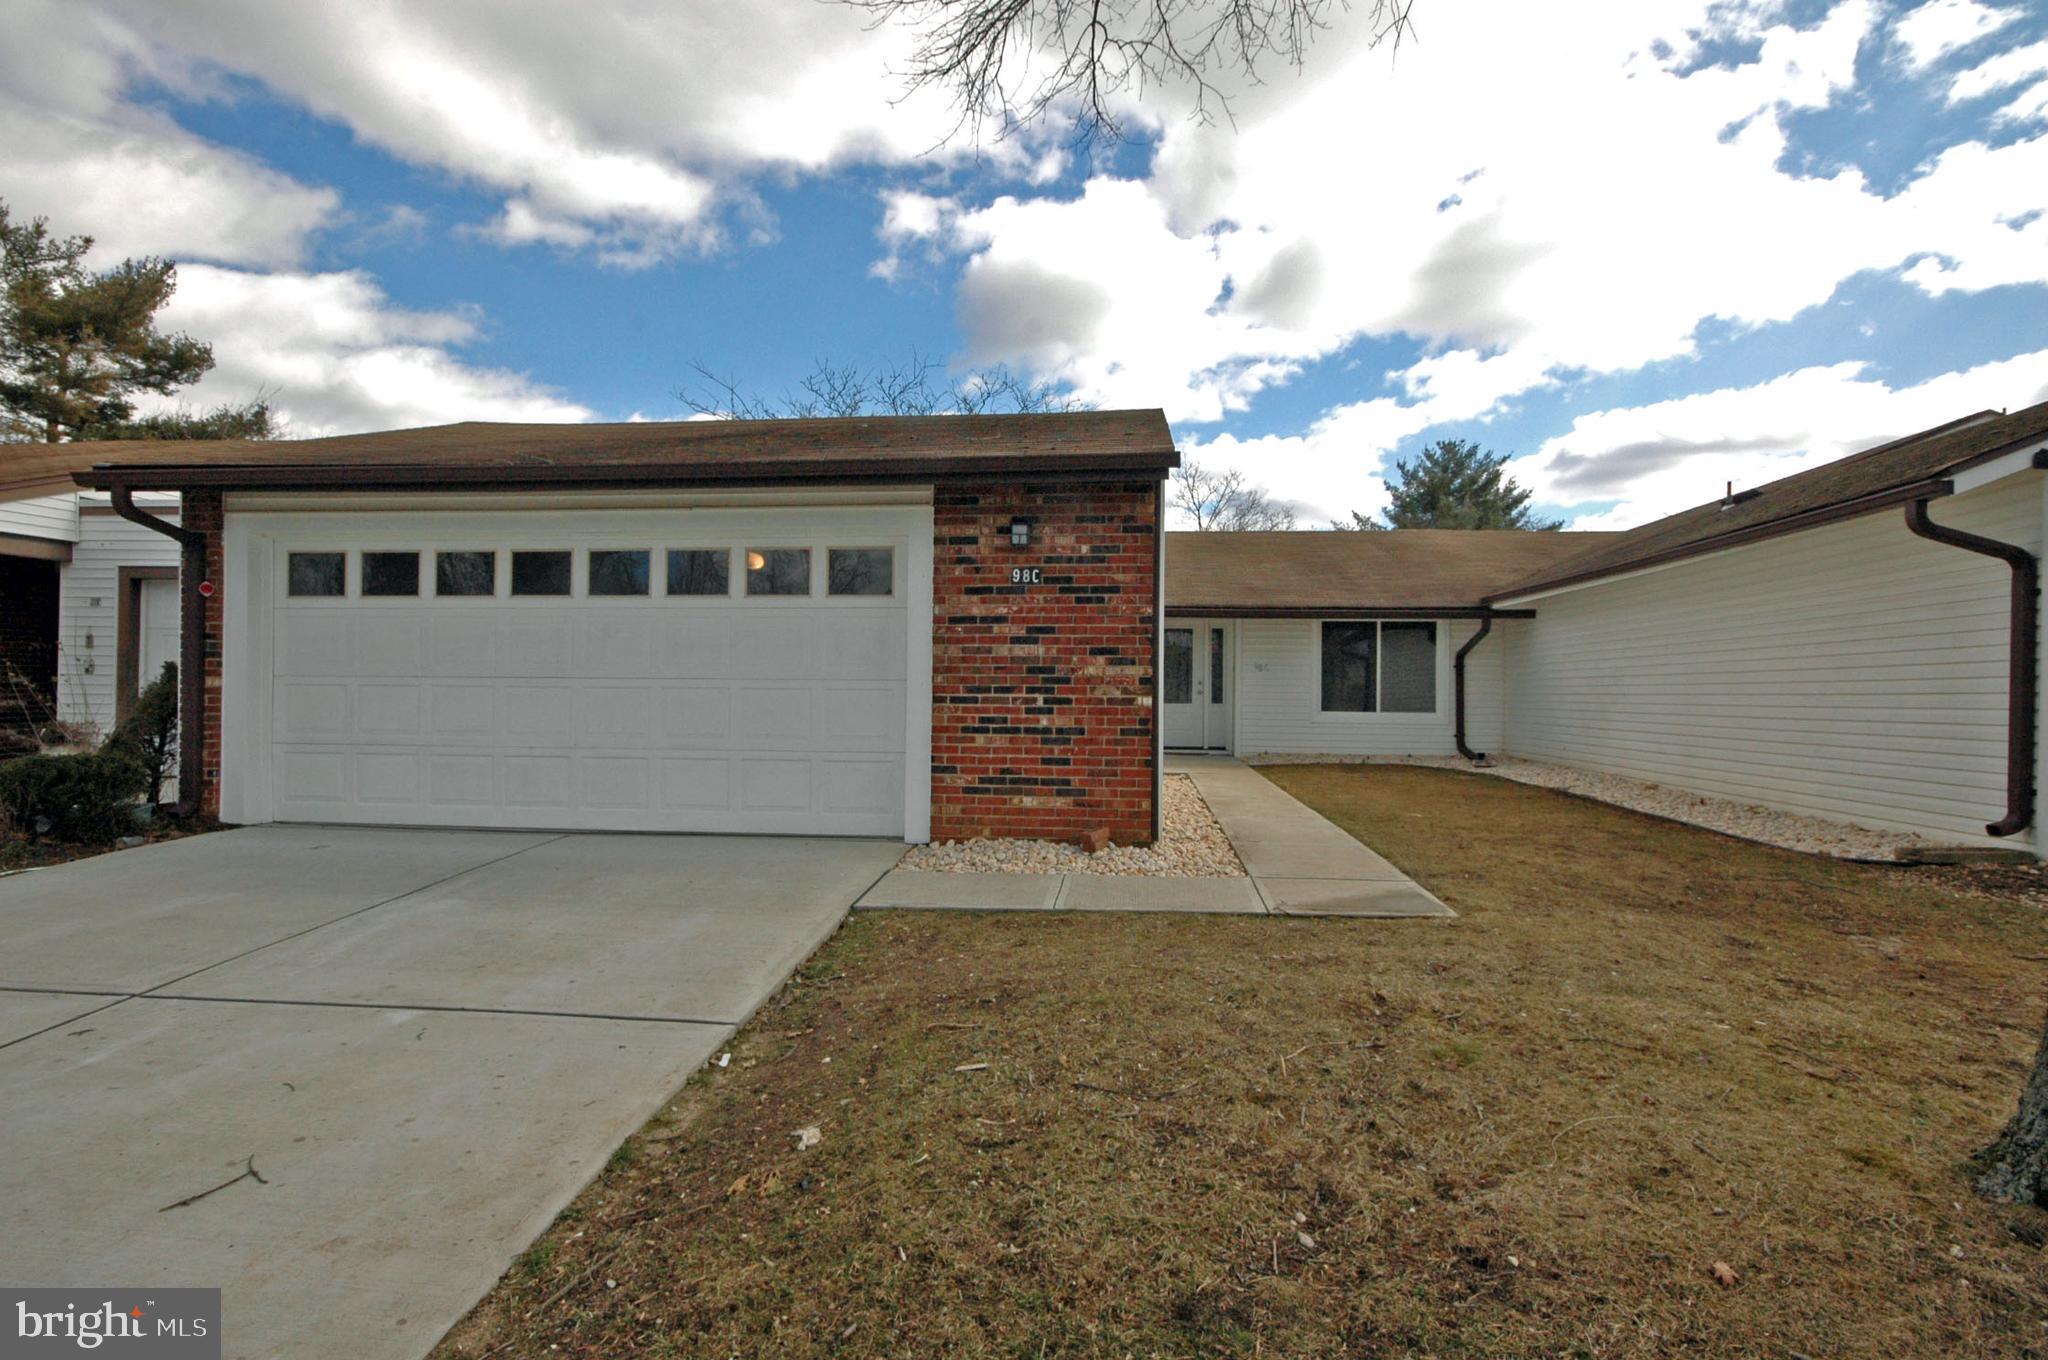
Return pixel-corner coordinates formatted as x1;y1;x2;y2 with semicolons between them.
1007;518;1032;548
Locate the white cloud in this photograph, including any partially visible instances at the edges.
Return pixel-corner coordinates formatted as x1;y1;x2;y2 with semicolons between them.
1509;348;2048;528
0;0;336;268
1893;0;2020;69
140;266;592;436
877;0;2048;523
62;0;1048;267
1947;38;2048;101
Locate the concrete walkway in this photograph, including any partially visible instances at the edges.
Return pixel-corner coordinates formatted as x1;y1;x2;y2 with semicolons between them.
856;757;1450;919
1172;755;1451;917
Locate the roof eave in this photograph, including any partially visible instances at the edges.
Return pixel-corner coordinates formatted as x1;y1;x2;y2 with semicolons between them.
1165;604;1537;619
74;450;1179;492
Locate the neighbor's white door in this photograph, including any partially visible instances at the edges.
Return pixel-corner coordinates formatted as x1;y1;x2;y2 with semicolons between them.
1163;619;1233;750
241;507;924;837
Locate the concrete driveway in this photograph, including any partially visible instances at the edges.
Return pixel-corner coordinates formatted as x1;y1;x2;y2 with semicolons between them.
0;826;901;1360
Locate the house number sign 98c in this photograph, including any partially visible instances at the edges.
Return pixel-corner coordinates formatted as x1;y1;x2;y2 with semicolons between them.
1009;567;1043;586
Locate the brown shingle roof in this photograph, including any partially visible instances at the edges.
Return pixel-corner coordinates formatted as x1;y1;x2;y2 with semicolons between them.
1165;529;1623;614
1491;400;2048;601
0;410;1176;496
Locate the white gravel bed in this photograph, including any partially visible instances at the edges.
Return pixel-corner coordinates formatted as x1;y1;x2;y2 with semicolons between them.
1247;753;1930;861
901;773;1247;877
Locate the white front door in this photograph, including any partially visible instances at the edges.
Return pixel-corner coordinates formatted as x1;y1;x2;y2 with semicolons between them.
1163;619;1233;750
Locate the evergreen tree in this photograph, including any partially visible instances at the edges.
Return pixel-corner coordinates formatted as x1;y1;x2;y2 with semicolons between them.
0;202;214;444
1340;438;1561;531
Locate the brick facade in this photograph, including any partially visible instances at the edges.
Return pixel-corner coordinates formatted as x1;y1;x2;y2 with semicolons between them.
0;554;59;736
930;481;1159;846
183;489;225;816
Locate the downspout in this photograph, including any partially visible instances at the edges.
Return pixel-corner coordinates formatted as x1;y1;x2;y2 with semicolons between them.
111;486;208;819
1905;497;2038;837
1454;615;1495;763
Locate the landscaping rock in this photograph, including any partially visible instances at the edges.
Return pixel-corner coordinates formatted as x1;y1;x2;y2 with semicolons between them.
901;774;1247;877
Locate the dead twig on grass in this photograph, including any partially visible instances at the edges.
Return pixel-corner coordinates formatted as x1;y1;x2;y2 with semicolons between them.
159;1155;267;1212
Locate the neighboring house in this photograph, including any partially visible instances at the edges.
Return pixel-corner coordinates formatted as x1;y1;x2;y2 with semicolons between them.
1168;401;2048;854
0;473;182;740
1162;530;1615;759
28;412;1178;846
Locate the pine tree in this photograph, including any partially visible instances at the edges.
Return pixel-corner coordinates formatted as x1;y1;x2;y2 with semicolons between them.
1340;438;1562;531
0;202;214;444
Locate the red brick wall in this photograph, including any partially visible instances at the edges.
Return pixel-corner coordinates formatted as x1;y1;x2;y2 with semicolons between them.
182;489;225;816
931;481;1160;846
0;555;59;735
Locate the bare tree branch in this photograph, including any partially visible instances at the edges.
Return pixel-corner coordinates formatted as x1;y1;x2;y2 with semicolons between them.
841;0;1416;143
677;353;1082;419
1170;459;1297;530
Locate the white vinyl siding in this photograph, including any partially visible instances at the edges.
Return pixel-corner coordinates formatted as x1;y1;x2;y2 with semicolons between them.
1498;473;2043;848
56;500;182;733
1236;616;1500;757
0;493;81;545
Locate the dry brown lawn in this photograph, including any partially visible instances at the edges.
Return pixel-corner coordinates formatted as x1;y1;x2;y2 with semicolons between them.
435;764;2048;1359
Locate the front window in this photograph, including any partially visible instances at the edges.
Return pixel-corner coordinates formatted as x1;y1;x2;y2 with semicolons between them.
1320;621;1437;713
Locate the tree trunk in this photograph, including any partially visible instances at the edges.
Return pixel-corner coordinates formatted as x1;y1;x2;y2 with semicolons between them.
1979;1009;2048;1205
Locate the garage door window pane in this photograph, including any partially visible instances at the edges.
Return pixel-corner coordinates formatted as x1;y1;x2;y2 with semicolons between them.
589;550;650;596
746;547;810;596
287;552;345;597
1320;622;1376;712
828;547;893;596
666;548;729;596
436;551;496;597
361;551;419;597
1380;622;1437;713
511;551;572;596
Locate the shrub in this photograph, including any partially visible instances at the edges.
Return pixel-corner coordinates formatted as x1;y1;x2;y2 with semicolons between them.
0;748;147;844
107;661;179;805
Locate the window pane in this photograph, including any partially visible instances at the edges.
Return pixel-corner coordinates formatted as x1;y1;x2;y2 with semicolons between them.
588;549;650;596
361;551;419;597
1164;628;1193;704
510;551;572;596
1320;621;1376;712
828;547;893;596
746;547;810;596
666;549;729;596
1380;622;1438;713
436;551;495;597
287;552;345;597
1210;627;1225;705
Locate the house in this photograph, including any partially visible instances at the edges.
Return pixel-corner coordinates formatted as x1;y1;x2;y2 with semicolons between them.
1167;400;2048;854
0;478;182;740
18;411;1178;845
3;398;2043;856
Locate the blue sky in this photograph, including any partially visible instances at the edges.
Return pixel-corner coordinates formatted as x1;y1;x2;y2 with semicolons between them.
3;0;2044;528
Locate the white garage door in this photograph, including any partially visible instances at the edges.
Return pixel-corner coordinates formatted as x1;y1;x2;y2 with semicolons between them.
228;506;927;837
